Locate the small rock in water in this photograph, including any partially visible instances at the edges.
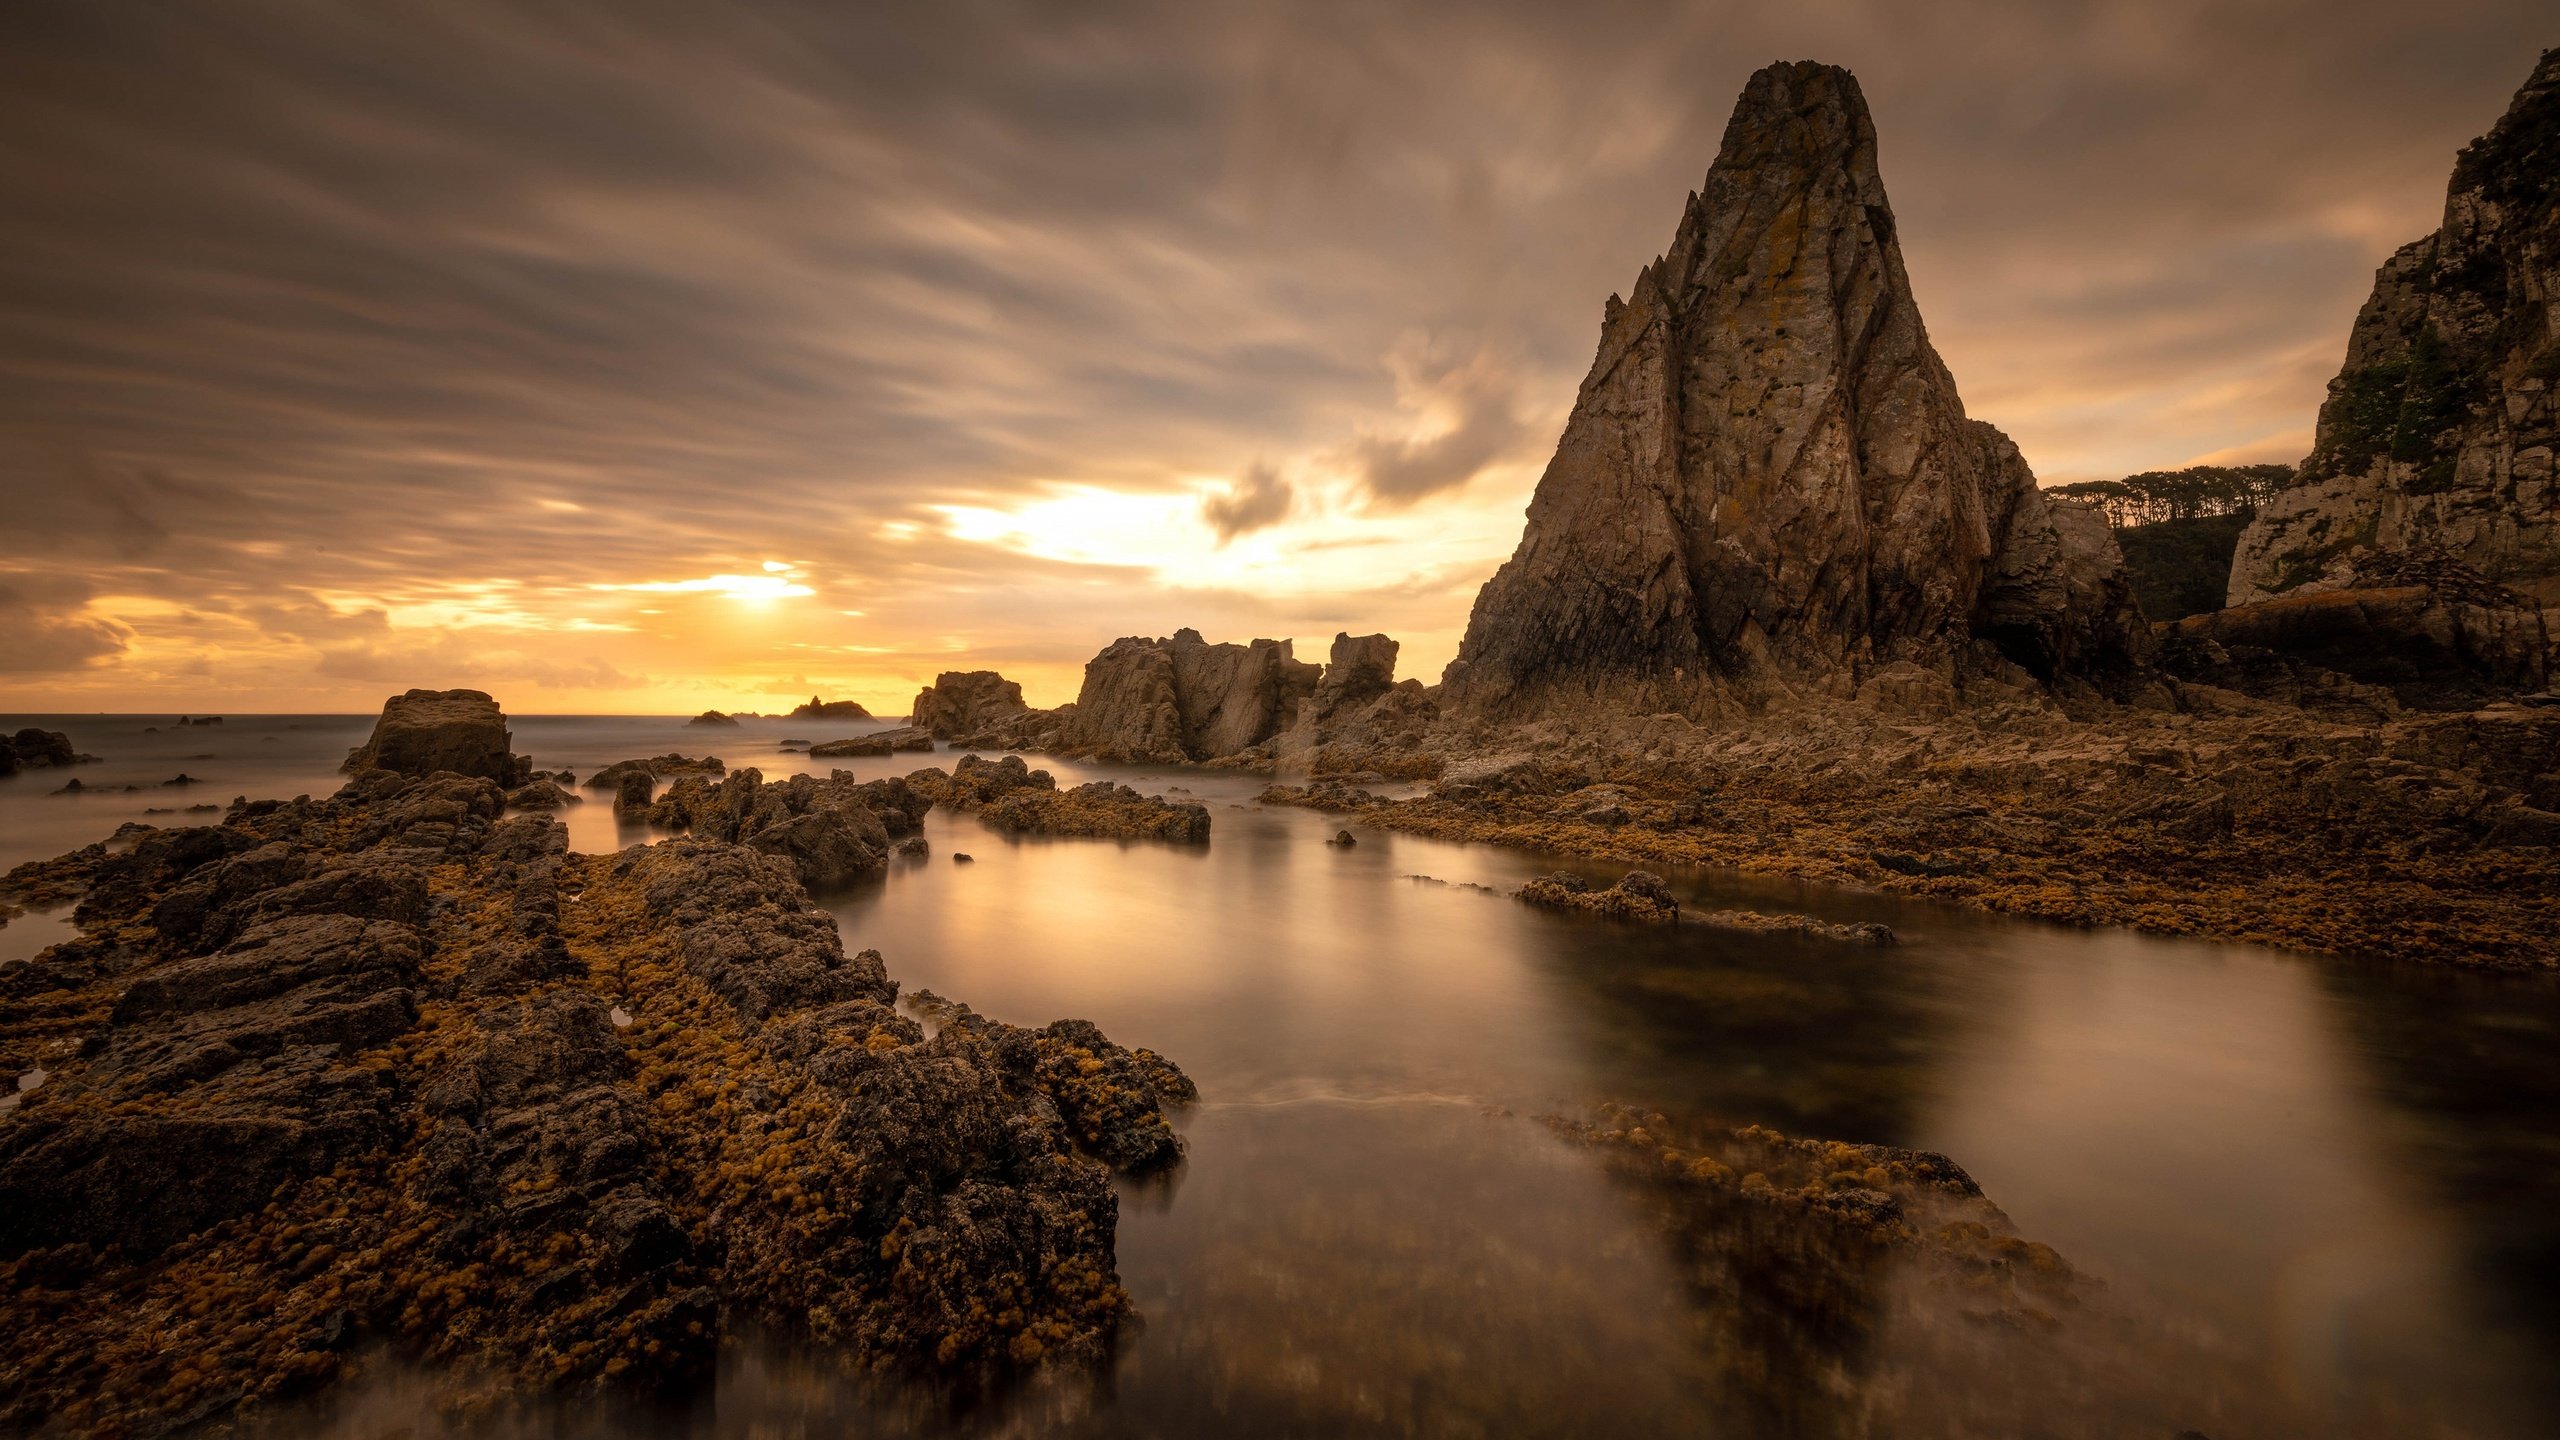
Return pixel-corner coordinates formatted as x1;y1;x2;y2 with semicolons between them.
952;852;974;864
161;773;200;787
1327;829;1357;847
893;835;929;858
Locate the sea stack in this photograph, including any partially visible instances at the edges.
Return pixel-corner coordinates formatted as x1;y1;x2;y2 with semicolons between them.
2227;50;2560;634
1443;61;2148;719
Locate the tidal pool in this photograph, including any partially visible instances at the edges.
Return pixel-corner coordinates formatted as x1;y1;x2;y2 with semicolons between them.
5;712;2555;1437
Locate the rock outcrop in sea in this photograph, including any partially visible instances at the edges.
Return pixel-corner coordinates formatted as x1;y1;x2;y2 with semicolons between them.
2228;50;2560;625
1062;629;1320;763
0;691;1191;1434
789;696;872;721
0;727;95;776
1441;62;2150;720
341;688;527;784
911;670;1031;738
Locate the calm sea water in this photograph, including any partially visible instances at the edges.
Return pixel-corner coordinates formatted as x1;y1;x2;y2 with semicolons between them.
4;712;2557;1437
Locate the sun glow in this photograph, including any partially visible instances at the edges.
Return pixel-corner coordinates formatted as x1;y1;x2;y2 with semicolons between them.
602;570;815;602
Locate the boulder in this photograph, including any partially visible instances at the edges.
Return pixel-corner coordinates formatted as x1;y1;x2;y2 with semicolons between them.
685;710;741;728
1440;61;2149;719
341;688;524;783
0;728;93;776
910;671;1031;739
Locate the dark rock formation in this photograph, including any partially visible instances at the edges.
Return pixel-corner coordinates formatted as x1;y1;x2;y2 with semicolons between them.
809;726;936;757
1310;633;1400;721
2167;548;2548;708
582;754;726;792
685;710;741;728
911;670;1031;738
1063;629;1319;762
505;778;581;810
643;769;932;889
0;728;96;776
909;755;1211;843
1442;61;2149;719
0;709;1190;1434
788;696;873;721
2231;50;2560;623
341;688;526;783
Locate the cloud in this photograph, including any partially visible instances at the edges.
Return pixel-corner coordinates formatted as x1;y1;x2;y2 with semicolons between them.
0;573;130;674
1344;334;1530;505
1202;460;1294;541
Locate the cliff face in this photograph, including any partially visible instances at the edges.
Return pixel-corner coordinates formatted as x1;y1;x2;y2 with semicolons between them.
1062;629;1320;763
2230;50;2560;613
1442;61;2148;718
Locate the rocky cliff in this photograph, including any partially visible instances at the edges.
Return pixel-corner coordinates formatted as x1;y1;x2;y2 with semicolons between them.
1442;61;2149;719
2229;50;2560;616
1062;629;1319;763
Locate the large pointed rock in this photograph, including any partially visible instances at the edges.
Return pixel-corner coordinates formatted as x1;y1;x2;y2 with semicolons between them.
1443;61;2148;717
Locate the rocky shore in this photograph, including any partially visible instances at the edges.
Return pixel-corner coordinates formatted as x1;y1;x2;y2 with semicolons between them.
0;694;1192;1435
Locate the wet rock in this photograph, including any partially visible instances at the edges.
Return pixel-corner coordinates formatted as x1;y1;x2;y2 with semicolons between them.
686;710;741;727
506;778;581;810
1518;870;1681;923
612;768;656;814
1442;62;2148;720
809;725;936;757
583;754;726;792
952;852;975;864
341;688;526;783
1328;829;1357;847
911;670;1031;739
909;756;1212;842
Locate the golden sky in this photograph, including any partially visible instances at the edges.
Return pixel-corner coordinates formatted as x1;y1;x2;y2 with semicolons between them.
1;1;2548;714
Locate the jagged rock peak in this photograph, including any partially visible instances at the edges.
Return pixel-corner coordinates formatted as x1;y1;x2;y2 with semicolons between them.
1442;61;2148;718
2229;48;2560;615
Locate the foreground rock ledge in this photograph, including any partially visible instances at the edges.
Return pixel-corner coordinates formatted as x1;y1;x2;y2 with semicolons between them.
0;765;1192;1435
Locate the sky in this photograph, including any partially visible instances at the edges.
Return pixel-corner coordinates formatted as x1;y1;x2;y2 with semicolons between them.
1;0;2549;715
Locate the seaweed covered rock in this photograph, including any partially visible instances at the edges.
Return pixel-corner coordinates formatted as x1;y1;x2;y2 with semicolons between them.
908;994;1195;1171
342;688;526;784
909;756;1212;843
643;769;932;888
0;733;1190;1434
1517;870;1681;923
